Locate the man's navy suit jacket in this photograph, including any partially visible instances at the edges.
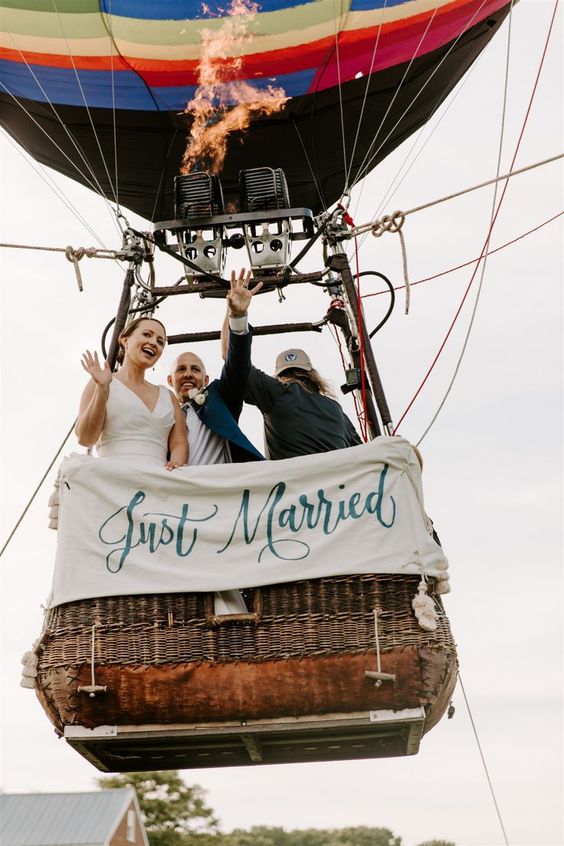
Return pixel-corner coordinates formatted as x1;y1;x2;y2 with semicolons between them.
191;327;263;463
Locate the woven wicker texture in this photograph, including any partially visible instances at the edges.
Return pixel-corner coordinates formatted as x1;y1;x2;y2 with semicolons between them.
39;574;455;669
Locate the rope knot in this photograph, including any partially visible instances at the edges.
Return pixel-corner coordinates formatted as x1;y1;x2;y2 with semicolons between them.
387;210;406;232
64;245;84;292
370;211;410;313
65;245;85;262
371;210;405;237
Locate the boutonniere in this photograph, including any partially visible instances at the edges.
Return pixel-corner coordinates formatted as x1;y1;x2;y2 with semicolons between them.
188;387;208;406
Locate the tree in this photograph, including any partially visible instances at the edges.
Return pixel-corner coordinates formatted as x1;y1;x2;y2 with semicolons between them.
416;840;456;846
221;828;287;846
98;771;220;846
221;827;401;846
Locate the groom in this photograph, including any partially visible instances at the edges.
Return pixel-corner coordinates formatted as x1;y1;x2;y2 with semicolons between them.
167;269;264;465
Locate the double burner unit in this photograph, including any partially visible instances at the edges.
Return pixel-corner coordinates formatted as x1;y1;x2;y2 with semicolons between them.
154;167;314;277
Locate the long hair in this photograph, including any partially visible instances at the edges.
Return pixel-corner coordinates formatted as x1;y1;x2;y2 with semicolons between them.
278;368;335;398
117;316;167;365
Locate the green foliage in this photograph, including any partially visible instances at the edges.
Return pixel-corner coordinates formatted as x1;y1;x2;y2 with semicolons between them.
97;771;219;846
97;771;450;846
415;841;456;846
220;827;401;846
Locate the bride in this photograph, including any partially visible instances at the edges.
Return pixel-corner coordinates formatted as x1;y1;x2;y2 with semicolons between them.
76;316;188;469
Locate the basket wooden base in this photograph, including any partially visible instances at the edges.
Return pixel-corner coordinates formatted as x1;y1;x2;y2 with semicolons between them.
35;575;457;769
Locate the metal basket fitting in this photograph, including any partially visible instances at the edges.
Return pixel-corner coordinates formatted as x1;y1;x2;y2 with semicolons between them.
174;173;226;276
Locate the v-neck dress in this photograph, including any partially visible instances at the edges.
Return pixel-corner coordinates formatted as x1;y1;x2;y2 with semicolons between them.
97;379;175;465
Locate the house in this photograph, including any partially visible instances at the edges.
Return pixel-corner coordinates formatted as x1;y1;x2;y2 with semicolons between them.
0;788;149;846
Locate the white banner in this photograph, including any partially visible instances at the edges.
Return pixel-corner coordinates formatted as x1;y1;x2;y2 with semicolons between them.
50;437;448;608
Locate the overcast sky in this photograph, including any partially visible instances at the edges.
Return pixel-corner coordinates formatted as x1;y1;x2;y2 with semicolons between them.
0;2;562;845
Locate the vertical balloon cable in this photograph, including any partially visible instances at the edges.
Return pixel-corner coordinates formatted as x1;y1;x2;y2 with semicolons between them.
349;2;441;195
50;1;121;216
352;0;492;193
3;31;122;238
395;0;560;434
344;0;389;194
106;0;121;216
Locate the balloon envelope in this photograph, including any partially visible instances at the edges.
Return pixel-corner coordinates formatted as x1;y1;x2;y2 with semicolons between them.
0;0;512;220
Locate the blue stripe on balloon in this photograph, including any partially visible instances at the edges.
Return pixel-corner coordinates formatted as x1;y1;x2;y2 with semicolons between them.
98;0;319;18
0;62;161;109
350;0;408;9
153;69;315;109
0;61;314;110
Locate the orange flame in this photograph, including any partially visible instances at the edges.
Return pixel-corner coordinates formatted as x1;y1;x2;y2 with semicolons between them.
181;0;288;175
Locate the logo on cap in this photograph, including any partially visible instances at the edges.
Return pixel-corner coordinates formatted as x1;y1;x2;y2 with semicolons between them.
285;352;298;362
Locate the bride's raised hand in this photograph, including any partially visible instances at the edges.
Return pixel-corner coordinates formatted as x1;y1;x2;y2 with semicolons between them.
81;350;112;387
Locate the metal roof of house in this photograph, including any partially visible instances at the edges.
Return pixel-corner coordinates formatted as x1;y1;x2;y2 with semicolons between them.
0;788;137;846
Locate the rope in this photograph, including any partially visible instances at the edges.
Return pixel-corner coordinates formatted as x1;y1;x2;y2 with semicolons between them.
0;242;122;258
371;211;411;313
343;0;389;192
50;0;121;214
416;0;517;446
291;119;327;211
107;0;121;213
353;153;563;237
348;58;479;266
332;0;350;185
97;0;168;223
369;58;478;225
360;211;563;298
0;240;123;290
0;129;112;249
349;0;489;193
0;81;102;201
348;3;442;196
0;421;76;559
3;37;122;238
394;0;560;434
458;673;510;845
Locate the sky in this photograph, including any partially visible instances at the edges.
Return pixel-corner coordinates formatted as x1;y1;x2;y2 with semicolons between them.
0;2;562;845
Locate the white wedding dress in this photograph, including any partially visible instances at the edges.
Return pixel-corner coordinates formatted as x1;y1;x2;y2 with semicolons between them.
97;379;175;465
97;378;247;615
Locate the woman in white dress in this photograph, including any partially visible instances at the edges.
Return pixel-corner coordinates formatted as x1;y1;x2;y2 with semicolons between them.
76;316;188;469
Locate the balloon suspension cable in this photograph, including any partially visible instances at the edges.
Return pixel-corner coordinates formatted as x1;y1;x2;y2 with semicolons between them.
0;240;135;294
0;420;76;559
347;153;564;239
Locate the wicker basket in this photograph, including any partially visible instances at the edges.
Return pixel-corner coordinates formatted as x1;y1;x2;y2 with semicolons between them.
36;573;457;735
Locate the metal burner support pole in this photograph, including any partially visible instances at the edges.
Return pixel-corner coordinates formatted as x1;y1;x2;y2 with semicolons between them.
106;266;135;371
327;251;394;437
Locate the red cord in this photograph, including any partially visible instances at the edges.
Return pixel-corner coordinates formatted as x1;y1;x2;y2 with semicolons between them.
394;0;560;434
329;323;366;436
361;211;563;299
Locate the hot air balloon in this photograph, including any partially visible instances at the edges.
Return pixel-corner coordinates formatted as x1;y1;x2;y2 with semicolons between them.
1;0;513;219
4;0;520;774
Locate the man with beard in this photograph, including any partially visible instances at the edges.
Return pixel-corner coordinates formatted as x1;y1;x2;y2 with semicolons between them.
167;269;263;465
167;269;263;615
